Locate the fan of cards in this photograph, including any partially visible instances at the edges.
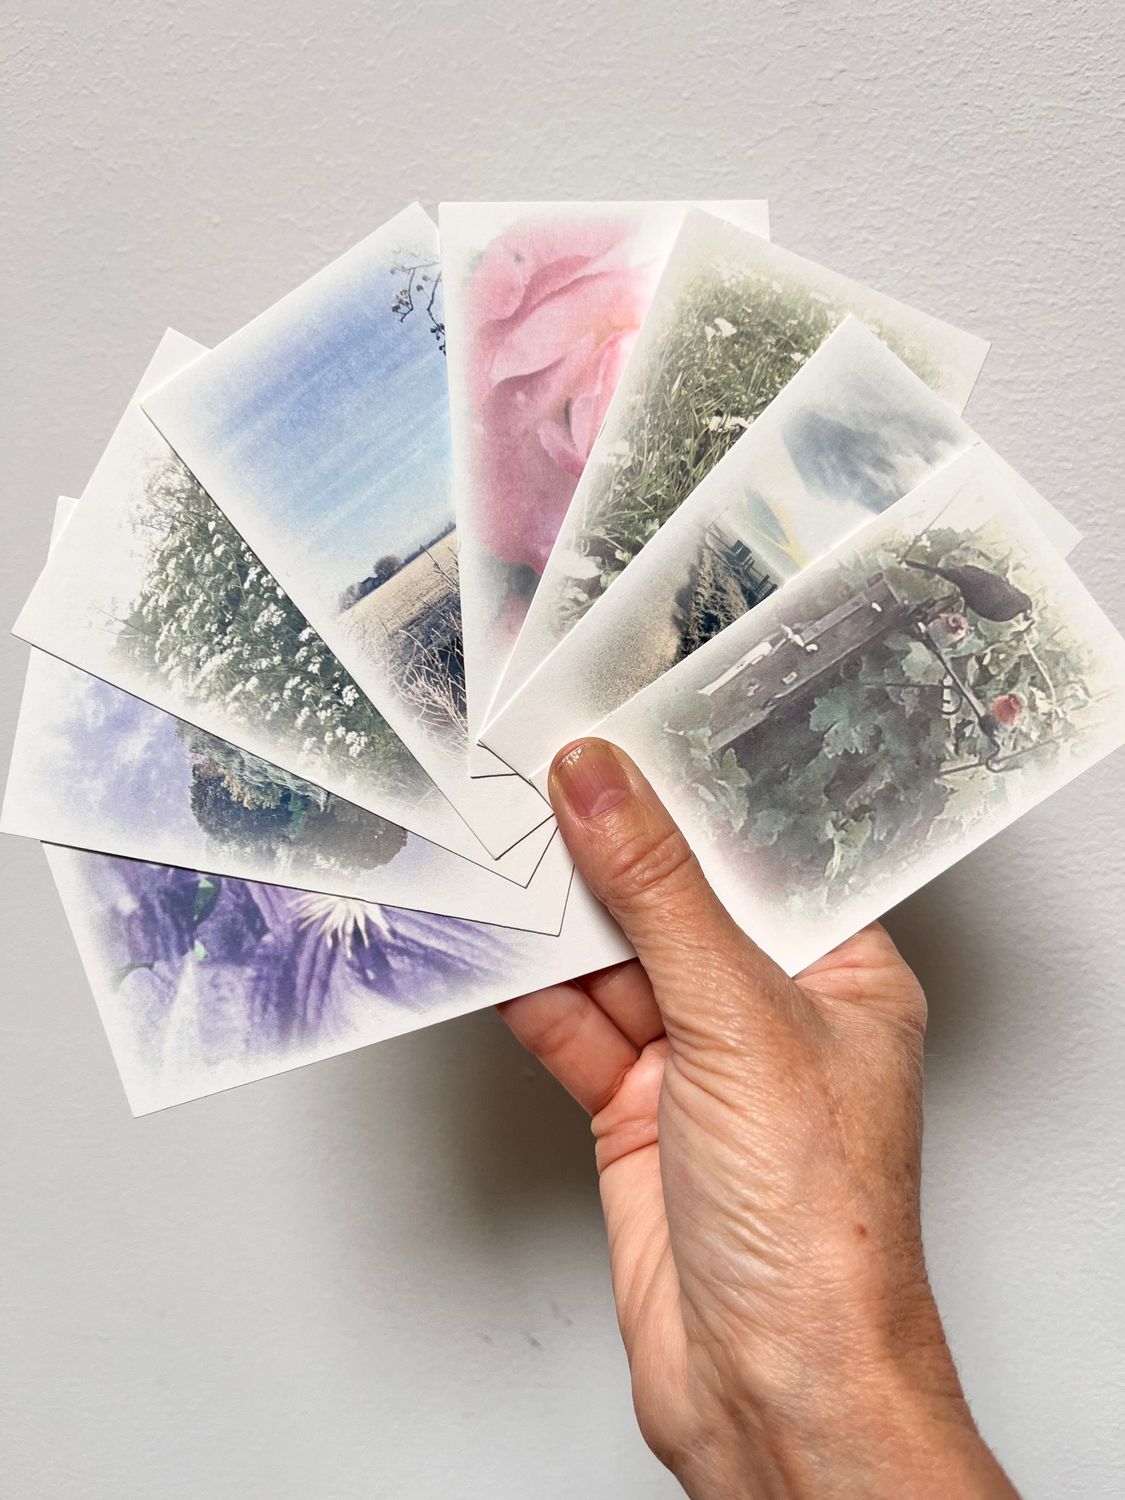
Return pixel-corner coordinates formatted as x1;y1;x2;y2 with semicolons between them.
6;200;1123;1114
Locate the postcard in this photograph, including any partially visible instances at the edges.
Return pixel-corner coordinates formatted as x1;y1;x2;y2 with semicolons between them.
562;446;1125;976
2;500;572;932
142;204;549;857
440;200;770;772
46;843;632;1115
13;331;554;883
487;207;993;726
484;318;1081;778
4;644;573;930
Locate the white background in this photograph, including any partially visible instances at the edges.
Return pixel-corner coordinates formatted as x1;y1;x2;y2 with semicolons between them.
2;3;1123;1495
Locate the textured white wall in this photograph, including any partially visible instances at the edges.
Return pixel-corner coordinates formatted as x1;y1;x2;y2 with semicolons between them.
2;3;1123;1495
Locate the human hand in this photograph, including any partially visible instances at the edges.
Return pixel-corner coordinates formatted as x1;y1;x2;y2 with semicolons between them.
500;738;1017;1500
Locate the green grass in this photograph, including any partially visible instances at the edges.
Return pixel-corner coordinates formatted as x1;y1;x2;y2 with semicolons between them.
557;261;941;633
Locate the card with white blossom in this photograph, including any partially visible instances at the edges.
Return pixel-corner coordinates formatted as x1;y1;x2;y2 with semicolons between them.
142;203;550;856
13;332;555;884
3;499;572;931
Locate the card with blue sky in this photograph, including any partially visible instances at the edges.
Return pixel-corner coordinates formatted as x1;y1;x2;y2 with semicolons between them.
3;499;573;932
483;318;1081;779
45;844;631;1115
142;203;550;857
487;208;994;730
13;331;555;884
439;198;770;773
547;446;1125;976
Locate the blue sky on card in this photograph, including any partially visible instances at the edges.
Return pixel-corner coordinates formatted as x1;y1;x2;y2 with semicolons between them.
198;243;451;600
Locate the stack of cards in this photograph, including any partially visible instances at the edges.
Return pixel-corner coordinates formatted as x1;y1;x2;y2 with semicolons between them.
5;200;1123;1113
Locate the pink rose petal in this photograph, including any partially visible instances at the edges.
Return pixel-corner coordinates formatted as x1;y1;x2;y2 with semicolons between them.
465;214;656;575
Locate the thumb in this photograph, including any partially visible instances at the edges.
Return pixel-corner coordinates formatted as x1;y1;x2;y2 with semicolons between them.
548;737;797;1048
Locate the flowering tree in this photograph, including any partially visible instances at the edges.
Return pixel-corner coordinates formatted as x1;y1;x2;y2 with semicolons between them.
180;723;407;874
389;258;445;352
117;453;425;800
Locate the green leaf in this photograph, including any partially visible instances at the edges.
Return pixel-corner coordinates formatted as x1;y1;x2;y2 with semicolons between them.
808;683;878;757
192;875;220;927
749;806;789;846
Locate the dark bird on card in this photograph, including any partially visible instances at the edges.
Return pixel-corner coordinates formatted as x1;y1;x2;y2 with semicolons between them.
905;561;1032;621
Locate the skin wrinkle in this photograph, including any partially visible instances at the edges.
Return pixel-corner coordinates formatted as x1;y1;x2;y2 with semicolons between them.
589;1054;640;1120
501;739;1017;1499
581;962;664;1049
593;820;701;915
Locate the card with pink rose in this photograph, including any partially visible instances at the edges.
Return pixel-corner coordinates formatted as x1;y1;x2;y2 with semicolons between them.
439;200;770;774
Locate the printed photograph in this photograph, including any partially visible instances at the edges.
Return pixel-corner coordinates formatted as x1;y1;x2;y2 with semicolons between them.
142;205;550;856
49;846;510;1115
484;318;1075;780
338;521;465;748
120;446;427;800
7;501;569;926
592;447;1125;976
47;845;631;1115
13;334;553;877
2;648;573;932
492;207;991;718
440;200;770;762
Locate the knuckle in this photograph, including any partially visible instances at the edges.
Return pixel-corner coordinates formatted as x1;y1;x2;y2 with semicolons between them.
522;995;585;1065
600;824;699;913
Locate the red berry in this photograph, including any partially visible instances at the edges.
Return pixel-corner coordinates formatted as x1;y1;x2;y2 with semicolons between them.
991;692;1023;726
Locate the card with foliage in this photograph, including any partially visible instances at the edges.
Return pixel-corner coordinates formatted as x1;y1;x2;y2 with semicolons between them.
142;204;549;858
569;446;1125;975
439;199;770;771
489;208;993;727
485;318;1078;779
46;844;630;1114
2;500;572;931
13;333;555;884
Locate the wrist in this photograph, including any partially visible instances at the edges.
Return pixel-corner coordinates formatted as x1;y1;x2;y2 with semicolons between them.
752;1359;1013;1500
679;1284;1016;1500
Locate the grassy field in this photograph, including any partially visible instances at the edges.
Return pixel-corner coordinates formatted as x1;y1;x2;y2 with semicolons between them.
344;531;467;745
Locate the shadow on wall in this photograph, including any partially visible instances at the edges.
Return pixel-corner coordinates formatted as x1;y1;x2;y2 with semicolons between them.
293;1003;601;1282
882;849;1075;1074
886;868;1008;1064
428;1005;599;1224
292;844;1084;1295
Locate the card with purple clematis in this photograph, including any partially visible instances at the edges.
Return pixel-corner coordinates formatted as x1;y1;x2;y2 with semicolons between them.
439;199;770;773
47;845;630;1115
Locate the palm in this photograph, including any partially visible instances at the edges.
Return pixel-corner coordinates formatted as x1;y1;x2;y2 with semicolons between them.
500;922;923;1439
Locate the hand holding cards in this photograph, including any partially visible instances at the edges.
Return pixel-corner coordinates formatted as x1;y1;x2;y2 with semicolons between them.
5;198;1122;1112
